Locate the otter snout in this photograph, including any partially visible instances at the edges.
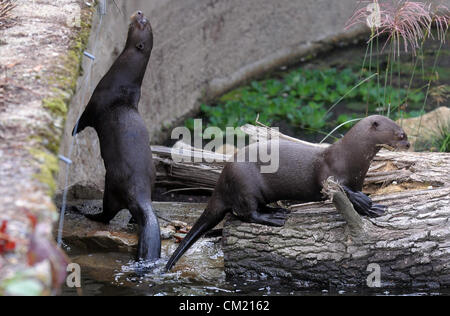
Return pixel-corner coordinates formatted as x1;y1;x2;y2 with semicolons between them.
394;131;411;151
131;10;149;29
397;140;411;151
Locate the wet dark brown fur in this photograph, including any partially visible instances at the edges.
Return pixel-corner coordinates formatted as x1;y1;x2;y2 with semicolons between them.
73;11;160;261
166;115;410;270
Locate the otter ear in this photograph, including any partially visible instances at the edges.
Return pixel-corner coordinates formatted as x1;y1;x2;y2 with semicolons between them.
136;42;145;51
372;121;379;129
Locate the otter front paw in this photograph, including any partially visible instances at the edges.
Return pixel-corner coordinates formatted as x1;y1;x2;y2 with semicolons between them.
342;186;387;218
367;204;388;218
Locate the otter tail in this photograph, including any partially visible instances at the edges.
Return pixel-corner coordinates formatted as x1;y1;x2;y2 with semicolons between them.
165;204;227;271
134;201;161;261
72;106;93;136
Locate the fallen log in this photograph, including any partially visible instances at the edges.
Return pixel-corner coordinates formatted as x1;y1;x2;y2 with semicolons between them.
152;145;448;194
152;145;226;190
152;128;450;289
222;152;450;289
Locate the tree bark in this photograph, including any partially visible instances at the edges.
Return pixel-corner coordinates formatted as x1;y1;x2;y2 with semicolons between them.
152;145;225;189
222;152;450;289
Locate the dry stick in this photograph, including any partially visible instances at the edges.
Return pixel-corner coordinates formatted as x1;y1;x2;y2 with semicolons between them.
322;177;365;235
325;73;378;117
320;118;361;144
248;115;329;147
366;27;375;116
0;0;16;19
382;36;393;116
162;187;214;195
376;34;381;111
397;33;401;117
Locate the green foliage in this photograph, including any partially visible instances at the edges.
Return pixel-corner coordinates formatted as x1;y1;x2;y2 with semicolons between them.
433;124;450;153
1;278;44;296
0;271;46;296
414;122;450;153
29;148;59;196
439;133;450;152
336;113;359;127
192;67;425;133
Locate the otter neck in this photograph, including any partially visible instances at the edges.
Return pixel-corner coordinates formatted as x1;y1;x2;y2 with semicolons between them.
117;48;151;86
330;128;381;188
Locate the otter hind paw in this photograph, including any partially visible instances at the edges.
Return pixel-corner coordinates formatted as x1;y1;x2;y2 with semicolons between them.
85;212;111;224
255;211;288;227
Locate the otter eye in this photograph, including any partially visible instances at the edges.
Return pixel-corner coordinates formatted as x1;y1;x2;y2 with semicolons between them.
372;121;379;128
136;42;144;50
399;133;405;140
137;11;142;16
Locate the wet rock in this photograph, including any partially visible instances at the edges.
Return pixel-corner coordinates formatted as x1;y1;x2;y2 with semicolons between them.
56;181;104;201
174;233;187;243
170;220;188;229
58;201;207;253
60;205;137;253
160;226;176;240
397;106;450;151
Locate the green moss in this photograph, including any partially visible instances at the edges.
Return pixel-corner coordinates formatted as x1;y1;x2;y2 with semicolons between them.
29;148;59;196
43;97;68;117
30;129;61;156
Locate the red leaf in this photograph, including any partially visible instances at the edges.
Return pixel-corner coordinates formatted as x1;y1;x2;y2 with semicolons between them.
0;221;16;253
0;221;7;233
23;210;38;230
5;240;15;251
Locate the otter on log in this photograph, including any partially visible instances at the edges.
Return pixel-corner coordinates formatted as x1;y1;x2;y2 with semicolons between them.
166;115;410;270
72;11;161;261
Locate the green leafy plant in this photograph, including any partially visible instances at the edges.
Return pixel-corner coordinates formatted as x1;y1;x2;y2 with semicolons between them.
415;122;450;152
433;123;450;152
439;133;450;152
190;67;424;133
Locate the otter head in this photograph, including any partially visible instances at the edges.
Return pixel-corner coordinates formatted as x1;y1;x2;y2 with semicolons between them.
126;10;153;55
366;115;411;151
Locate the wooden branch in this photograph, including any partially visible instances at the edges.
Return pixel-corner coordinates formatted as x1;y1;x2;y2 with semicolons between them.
240;124;329;148
151;145;227;189
323;178;365;235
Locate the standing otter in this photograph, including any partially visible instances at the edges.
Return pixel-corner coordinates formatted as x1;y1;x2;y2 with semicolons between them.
166;115;410;270
72;11;160;261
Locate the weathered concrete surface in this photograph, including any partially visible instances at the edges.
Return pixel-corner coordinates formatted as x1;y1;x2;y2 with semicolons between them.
59;0;374;195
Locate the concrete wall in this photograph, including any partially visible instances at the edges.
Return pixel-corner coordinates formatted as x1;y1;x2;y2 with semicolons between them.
59;0;448;194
